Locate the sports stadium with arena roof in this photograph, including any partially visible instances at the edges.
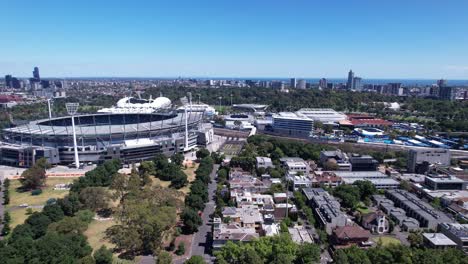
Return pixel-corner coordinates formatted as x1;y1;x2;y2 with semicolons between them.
0;97;214;167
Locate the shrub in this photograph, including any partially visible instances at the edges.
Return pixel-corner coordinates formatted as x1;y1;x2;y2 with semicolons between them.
3;178;10;188
93;245;113;264
76;210;95;223
31;189;43;196
3;190;9;205
174;227;181;237
156;251;172;264
167;239;176;251
175;242;185;256
1;223;11;236
3;211;11;223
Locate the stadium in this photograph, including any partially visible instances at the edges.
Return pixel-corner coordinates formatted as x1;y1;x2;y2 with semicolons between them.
0;98;214;167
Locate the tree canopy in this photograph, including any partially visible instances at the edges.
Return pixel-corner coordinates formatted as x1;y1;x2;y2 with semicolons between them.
334;244;468;264
214;234;320;264
19;158;49;190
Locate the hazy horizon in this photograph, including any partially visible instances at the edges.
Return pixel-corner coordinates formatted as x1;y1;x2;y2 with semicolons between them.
2;1;468;78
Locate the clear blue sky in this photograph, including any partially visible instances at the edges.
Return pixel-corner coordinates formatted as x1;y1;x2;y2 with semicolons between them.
1;0;468;79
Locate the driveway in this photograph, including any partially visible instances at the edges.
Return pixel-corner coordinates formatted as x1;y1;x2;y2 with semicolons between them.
177;164;219;264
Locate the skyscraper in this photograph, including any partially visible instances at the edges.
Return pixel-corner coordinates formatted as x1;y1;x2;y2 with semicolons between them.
33;67;40;81
386;83;404;96
439;86;456;101
5;75;12;88
318;78;327;88
353;77;363;91
297;79;306;89
346;70;354;90
290;78;297;89
11;77;21;89
437;79;447;87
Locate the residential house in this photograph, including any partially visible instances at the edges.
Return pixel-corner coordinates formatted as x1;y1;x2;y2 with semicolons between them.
361;211;390;234
213;218;259;250
331;226;371;246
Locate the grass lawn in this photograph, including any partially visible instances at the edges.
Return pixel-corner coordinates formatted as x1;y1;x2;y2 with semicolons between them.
373;236;401;246
356;202;374;215
84;218;142;263
9;208;40;228
7;177;78;228
84;219;116;252
151;162;199;196
151;178;171;188
183;162;199;182
357;206;373;214
8;177;76;207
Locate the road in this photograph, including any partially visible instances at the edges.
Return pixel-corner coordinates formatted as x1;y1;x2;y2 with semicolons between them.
0;175;4;240
184;164;219;264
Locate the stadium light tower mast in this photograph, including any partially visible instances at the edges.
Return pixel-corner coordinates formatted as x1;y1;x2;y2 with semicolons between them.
66;103;80;169
184;106;189;151
188;92;193;111
184;92;193;151
47;99;52;119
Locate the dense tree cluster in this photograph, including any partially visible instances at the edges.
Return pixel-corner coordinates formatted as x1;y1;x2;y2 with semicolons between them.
214;166;233;217
332;181;377;209
214;234;320;264
334;244;468;264
248;135;333;162
0;160;124;263
140;154;188;189
182;156;214;233
196;148;210;160
0;202;95;263
70;159;121;193
293;191;315;226
106;184;181;256
211;151;226;165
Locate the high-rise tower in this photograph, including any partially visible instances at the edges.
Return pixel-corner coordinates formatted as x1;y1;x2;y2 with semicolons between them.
346;70;354;90
32;67;40;81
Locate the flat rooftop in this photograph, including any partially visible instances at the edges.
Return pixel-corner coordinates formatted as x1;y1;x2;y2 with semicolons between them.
440;223;468;238
342;178;400;185
334;171;386;178
426;176;466;184
423;233;457;246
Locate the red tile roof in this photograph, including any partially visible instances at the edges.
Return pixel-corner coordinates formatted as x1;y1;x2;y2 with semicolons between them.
333;226;371;240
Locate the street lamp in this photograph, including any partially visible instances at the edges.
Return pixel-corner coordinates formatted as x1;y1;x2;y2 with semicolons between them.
230;94;233;106
218;96;222;109
66;103;80;169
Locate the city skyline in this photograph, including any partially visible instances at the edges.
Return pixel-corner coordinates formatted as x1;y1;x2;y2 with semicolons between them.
1;1;468;78
5;66;468;86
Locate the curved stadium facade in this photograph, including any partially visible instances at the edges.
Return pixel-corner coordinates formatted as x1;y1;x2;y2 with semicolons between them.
0;111;212;167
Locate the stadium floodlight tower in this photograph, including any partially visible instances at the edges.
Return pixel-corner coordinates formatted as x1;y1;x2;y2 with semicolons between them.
66;103;80;169
47;99;52;119
184;92;193;151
